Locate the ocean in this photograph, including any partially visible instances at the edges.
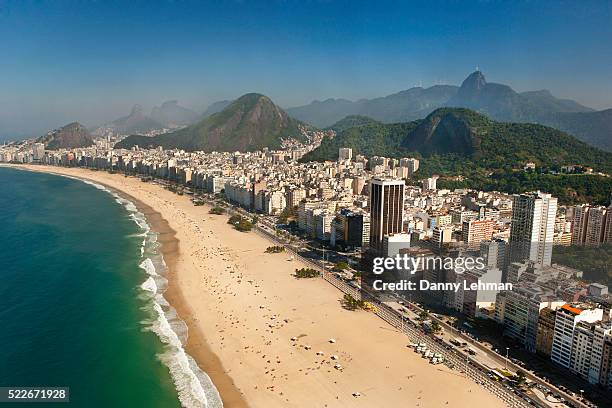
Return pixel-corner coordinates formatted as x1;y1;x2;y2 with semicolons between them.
0;168;221;408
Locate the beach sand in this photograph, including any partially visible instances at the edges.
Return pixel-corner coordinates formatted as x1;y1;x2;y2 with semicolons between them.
11;165;505;408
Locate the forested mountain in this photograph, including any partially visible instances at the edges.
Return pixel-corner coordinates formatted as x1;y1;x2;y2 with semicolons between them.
302;108;612;204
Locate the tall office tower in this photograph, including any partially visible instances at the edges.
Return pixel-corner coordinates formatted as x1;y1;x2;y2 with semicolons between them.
338;147;353;161
509;191;557;267
369;178;405;254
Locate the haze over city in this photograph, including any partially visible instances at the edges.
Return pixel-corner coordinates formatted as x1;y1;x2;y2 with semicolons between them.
1;0;612;140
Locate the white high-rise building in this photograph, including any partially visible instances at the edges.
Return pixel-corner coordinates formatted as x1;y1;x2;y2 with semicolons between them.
589;322;612;386
567;321;612;385
422;176;438;191
550;304;603;369
382;233;411;257
509;191;557;267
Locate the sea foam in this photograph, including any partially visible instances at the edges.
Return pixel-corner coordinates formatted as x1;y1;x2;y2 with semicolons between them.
67;175;222;408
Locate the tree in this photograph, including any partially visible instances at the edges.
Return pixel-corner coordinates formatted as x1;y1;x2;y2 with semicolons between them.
235;218;253;232
342;294;364;311
333;261;349;271
227;214;242;224
294;268;320;279
431;320;441;333
227;214;253;232
514;370;527;386
278;205;298;224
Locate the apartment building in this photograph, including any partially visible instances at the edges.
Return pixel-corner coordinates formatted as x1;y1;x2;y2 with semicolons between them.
551;304;604;369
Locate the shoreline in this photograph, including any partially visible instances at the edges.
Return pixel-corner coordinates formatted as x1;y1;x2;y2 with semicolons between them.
4;164;506;408
2;165;247;408
137;194;249;408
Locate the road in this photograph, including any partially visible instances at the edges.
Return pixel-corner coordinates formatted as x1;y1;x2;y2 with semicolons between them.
189;193;592;408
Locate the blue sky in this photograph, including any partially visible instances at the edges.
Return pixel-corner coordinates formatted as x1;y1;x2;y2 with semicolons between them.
1;0;611;138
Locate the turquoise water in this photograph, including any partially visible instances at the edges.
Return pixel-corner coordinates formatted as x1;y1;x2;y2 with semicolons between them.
0;168;220;408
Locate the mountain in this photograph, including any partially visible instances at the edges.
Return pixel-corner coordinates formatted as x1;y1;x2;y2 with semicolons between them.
287;85;457;128
360;85;459;122
303;120;418;162
303;108;612;204
201;100;233;119
288;71;612;151
304;108;612;173
97;105;164;135
150;100;199;127
326;115;379;132
447;71;593;122
519;90;593;113
448;72;612;151
405;108;612;171
402;108;482;157
286;98;361;128
544;109;612;153
116;93;306;152
37;122;94;149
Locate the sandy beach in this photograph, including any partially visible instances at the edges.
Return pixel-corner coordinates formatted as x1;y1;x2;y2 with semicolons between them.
10;165;505;408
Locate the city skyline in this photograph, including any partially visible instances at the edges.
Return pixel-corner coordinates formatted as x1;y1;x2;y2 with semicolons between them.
2;2;612;407
1;0;612;139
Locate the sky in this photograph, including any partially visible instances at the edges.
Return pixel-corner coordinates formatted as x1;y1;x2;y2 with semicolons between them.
1;0;611;139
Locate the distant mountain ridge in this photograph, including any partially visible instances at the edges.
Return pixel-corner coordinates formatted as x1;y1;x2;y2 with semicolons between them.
37;122;94;149
288;71;611;151
447;71;593;122
287;85;457;127
95;105;164;135
201;100;233;119
544;109;612;153
116;93;306;152
150;100;199;127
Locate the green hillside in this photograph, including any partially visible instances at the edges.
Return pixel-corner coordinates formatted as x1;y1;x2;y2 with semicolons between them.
303;108;612;204
325;115;379;132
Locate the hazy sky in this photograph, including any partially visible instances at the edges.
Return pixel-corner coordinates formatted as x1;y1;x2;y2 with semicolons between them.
1;0;611;139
